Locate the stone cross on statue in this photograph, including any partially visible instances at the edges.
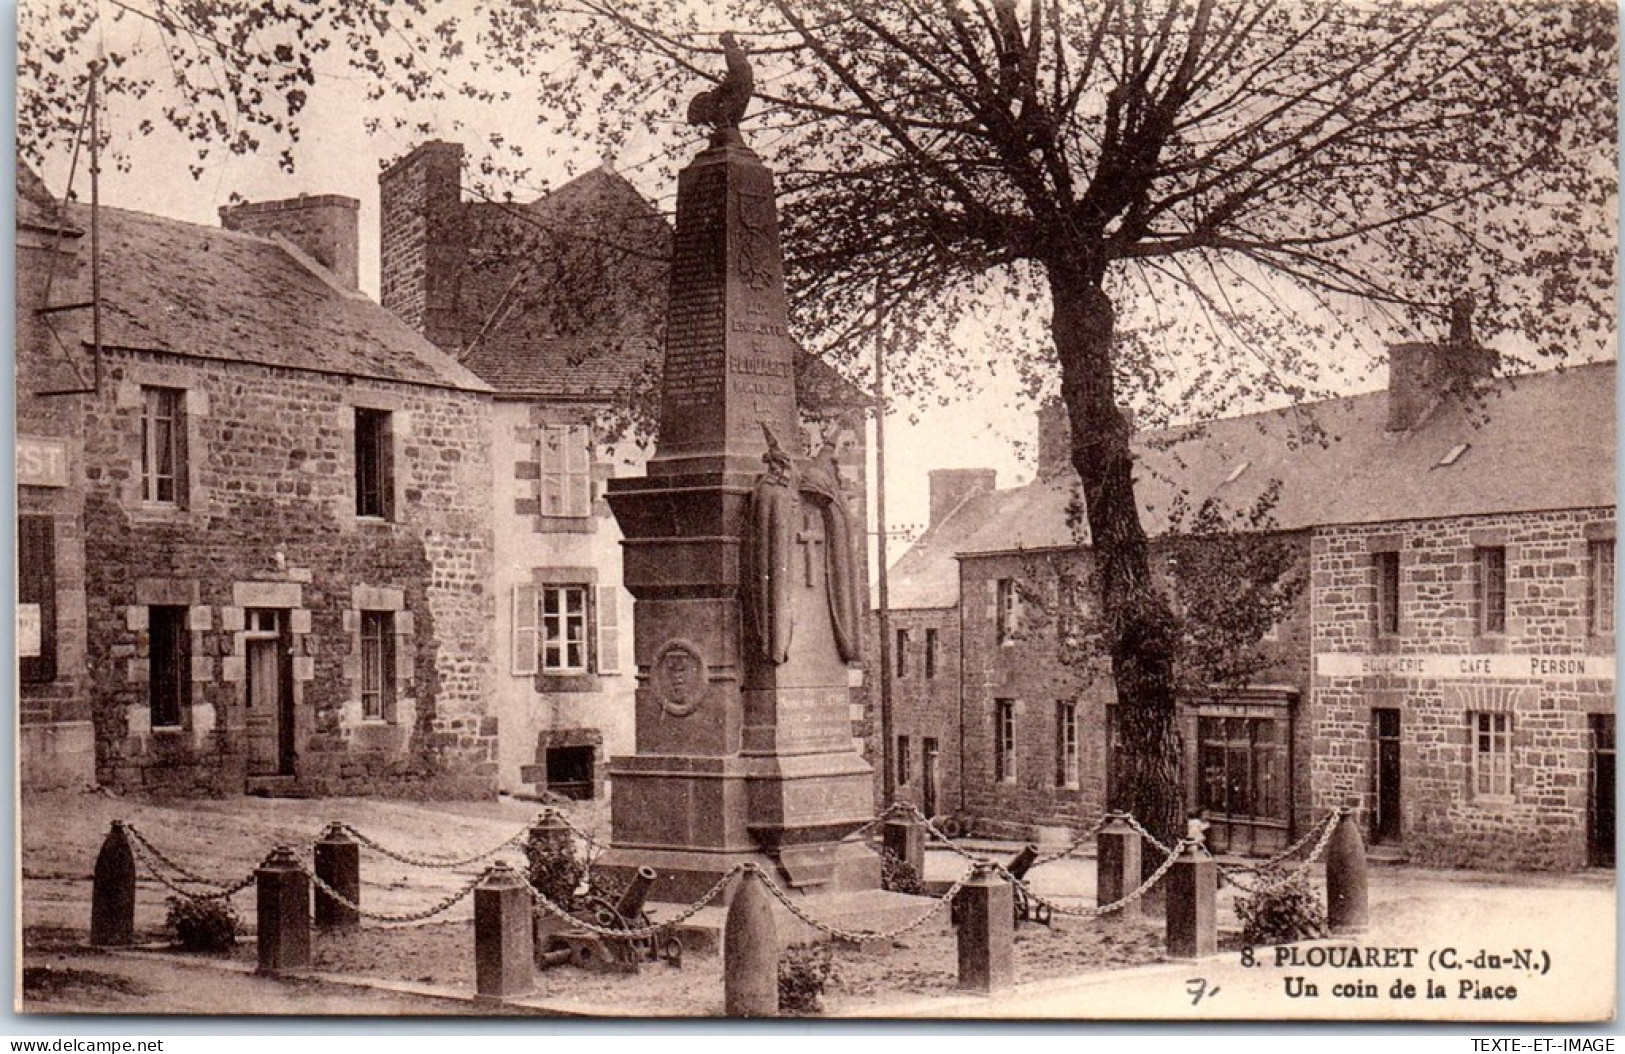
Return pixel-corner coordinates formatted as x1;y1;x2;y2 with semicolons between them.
796;509;825;588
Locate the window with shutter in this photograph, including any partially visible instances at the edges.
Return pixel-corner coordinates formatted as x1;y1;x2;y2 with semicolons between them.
512;584;539;676
595;585;620;674
539;426;591;518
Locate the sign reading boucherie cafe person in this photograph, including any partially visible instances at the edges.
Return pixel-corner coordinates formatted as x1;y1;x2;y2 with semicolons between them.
1317;652;1615;682
16;437;69;488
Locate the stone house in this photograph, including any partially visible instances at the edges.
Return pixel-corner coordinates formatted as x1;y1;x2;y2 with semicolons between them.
16;169;499;796
882;347;1614;869
377;141;873;800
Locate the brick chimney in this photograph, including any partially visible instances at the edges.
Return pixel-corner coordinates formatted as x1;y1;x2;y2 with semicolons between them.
378;140;467;350
1386;297;1499;432
1036;399;1071;480
220;194;359;289
928;468;996;526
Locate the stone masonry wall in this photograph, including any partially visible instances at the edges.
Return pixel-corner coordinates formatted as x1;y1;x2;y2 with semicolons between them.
1310;508;1615;870
877;606;962;818
80;347;495;797
16;225;95;787
957;534;1314;843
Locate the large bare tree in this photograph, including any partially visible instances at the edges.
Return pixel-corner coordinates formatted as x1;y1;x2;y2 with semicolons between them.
20;0;1616;843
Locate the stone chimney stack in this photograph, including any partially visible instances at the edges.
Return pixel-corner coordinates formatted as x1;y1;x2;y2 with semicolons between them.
1386;296;1499;432
220;194;360;289
1036;399;1071;480
378;140;467;350
928;468;996;526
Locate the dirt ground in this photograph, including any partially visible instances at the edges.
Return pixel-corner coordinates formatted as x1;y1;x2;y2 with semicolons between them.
18;786;1169;1016
20;786;1612;1020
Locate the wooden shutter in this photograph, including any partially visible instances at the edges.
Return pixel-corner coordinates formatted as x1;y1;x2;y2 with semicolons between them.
594;585;620;673
538;429;564;516
19;515;56;683
512;584;538;676
567;429;591;516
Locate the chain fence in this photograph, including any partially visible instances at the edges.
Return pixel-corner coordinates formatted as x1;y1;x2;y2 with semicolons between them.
994;836;1194;920
522;864;741;940
124;824;256;902
1214;809;1345;895
294;858;487;926
337;822;529;871
1030;814;1114;868
118;803;1357;942
750;861;975;944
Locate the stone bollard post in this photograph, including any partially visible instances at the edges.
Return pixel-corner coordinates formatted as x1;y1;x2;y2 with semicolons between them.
527;810;572;864
1096;815;1142;914
1164;841;1217;959
90;820;136;947
724;868;778;1017
474;862;534;999
313;822;361;930
256;845;311;975
955;863;1014;994
882;817;926;886
1325;807;1370;935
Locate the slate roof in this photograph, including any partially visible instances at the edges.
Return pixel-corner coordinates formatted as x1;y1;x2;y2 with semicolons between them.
890;362;1617;609
51;195;491;393
454;165;868;411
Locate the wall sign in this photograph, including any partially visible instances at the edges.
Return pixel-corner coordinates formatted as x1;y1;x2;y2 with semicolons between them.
16;437;69;488
1317;652;1615;683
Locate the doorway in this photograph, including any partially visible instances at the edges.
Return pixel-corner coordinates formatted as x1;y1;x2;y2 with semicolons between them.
922;737;940;818
1196;713;1289;855
1371;708;1402;845
1590;714;1614;867
244;609;293;778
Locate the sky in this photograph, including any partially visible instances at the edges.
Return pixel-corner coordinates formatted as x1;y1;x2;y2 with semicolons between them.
17;1;1616;565
20;4;1046;557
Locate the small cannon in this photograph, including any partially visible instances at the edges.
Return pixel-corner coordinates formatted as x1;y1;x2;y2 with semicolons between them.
535;866;683;973
1005;844;1052;927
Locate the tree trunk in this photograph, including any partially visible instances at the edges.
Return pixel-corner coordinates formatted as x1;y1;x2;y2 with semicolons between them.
1047;262;1185;854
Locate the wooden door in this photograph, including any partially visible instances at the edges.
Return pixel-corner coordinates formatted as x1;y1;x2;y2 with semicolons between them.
1590;715;1615;868
922;737;940;818
244;610;292;777
1371;708;1402;845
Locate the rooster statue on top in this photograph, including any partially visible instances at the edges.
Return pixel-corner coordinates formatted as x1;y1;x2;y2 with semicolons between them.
687;32;754;143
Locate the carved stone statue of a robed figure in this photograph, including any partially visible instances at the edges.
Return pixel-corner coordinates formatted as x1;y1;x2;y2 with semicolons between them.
599;35;888;913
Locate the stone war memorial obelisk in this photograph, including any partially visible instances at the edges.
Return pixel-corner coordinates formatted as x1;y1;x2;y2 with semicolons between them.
600;34;881;908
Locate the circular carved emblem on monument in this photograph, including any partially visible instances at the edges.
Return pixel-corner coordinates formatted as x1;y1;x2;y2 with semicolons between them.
652;640;709;718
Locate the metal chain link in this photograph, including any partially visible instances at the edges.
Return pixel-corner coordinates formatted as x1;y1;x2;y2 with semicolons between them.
1031;814;1114;868
339;823;529;870
1218;810;1338;877
295;858;485;925
885;802;994;864
996;836;1193;919
535;809;616;854
521;864;743;940
124;825;249;891
127;837;255;902
746;861;971;944
1118;813;1176;857
1216;810;1344;895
